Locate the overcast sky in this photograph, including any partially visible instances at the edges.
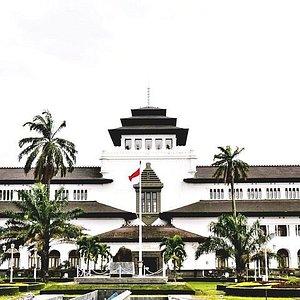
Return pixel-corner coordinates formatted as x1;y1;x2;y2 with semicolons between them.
0;1;300;167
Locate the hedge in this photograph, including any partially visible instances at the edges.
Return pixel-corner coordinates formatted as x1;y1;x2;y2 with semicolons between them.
226;286;300;297
0;286;19;295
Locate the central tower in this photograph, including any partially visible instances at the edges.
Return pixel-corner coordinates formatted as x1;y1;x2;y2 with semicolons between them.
99;105;198;213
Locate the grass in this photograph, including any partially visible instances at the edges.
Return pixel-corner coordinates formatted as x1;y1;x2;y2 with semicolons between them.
0;281;299;299
187;281;300;300
42;281;194;294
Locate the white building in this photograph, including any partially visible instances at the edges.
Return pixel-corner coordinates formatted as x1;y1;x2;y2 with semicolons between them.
0;105;299;277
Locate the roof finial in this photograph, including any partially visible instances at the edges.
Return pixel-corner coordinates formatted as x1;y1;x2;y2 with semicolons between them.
147;86;150;107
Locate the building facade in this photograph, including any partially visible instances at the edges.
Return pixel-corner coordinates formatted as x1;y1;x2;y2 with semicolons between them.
0;106;300;276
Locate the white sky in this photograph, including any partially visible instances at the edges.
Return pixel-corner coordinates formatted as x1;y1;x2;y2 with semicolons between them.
0;1;300;167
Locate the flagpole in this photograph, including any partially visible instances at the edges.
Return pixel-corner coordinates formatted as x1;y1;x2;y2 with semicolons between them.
138;160;143;276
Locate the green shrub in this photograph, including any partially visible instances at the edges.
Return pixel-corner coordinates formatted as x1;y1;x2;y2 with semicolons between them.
0;286;19;295
28;282;46;291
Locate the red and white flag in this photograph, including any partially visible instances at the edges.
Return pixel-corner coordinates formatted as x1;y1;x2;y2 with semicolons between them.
128;167;140;181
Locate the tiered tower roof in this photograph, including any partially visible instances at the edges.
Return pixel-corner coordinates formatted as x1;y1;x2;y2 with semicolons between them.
108;106;188;146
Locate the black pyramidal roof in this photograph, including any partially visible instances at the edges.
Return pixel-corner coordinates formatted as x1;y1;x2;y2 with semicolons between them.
108;106;189;146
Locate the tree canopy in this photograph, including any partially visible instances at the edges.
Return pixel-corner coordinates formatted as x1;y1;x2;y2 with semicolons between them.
19;110;77;184
212;145;249;217
196;214;271;281
0;183;84;281
160;234;187;280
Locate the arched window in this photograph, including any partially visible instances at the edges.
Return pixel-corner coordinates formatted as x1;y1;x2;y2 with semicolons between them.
69;250;80;268
277;249;289;268
49;250;60;269
215;249;228;269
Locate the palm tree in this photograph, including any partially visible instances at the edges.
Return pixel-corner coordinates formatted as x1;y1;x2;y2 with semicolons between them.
195;214;271;282
160;235;187;280
212;145;249;218
0;183;83;282
77;235;103;273
98;243;112;272
18;110;77;186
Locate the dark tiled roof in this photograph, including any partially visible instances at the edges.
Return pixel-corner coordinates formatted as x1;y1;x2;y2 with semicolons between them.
108;106;188;146
66;201;136;219
0;201;136;219
97;225;204;242
0;167;113;184
134;162;163;189
160;199;300;218
184;165;300;183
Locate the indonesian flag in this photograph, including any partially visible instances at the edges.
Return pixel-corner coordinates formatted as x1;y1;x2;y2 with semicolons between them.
128;167;140;181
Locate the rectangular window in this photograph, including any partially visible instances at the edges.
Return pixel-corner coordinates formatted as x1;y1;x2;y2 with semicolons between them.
146;192;151;212
145;139;152;150
165;138;173;149
125;139;132;150
260;225;268;235
73;190;76;200
18;190;23;201
141;193;145;213
141;191;159;213
135;139;142;150
275;225;289;237
295;225;300;236
155;139;163;150
152;192;157;212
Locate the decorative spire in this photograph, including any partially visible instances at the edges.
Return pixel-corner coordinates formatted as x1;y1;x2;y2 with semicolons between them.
147;86;150;107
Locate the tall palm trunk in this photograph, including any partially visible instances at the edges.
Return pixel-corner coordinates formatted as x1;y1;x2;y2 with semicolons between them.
235;253;246;282
101;257;104;272
87;259;90;273
172;258;177;282
230;180;237;218
40;238;50;282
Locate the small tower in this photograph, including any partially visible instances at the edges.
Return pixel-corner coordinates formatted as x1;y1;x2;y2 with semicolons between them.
108;106;189;151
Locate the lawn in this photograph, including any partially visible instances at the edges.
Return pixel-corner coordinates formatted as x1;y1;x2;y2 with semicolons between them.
187;281;299;300
1;281;299;300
